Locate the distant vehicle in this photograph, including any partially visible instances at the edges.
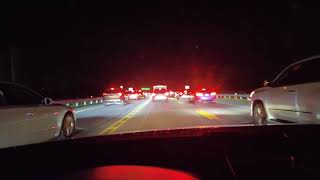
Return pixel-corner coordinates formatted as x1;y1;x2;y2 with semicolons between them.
189;88;216;103
250;56;320;124
0;82;76;149
175;90;184;99
152;85;168;101
141;90;151;98
137;90;146;99
166;89;174;98
103;88;129;105
141;88;152;98
127;90;140;100
177;90;192;100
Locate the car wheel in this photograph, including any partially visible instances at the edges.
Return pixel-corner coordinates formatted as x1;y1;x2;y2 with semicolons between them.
61;113;76;138
253;102;267;125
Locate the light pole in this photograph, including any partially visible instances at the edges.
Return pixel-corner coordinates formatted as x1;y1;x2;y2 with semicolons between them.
10;47;16;83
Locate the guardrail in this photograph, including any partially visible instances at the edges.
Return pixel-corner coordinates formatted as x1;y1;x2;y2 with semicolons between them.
54;97;104;108
53;93;250;109
217;94;250;100
216;93;250;107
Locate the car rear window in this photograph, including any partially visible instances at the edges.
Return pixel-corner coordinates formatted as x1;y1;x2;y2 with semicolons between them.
154;89;167;93
104;89;122;93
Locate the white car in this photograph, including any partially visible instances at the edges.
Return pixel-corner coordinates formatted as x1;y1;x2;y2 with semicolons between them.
250;56;320;124
0;82;76;148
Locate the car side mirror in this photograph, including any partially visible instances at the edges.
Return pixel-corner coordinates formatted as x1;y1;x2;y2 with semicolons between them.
44;98;53;105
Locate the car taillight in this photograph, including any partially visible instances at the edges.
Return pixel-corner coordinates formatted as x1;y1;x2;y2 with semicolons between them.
196;92;203;96
117;92;122;96
210;92;216;96
103;93;108;96
179;92;183;95
165;92;169;96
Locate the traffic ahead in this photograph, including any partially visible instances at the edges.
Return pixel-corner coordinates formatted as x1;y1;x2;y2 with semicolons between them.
0;55;320;149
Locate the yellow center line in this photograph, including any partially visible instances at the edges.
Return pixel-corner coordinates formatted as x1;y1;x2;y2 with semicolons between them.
98;100;150;135
195;109;219;120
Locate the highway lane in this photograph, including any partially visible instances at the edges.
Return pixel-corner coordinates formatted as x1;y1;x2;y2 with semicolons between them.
74;99;146;138
74;98;257;138
112;99;252;134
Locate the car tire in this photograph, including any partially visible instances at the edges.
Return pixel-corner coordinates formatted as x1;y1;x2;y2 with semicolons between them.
61;113;76;138
253;102;267;125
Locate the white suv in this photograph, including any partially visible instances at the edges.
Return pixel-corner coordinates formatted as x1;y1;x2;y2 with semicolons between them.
250;56;320;124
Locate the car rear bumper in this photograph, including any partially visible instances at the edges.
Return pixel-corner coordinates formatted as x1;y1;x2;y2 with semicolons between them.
195;96;216;102
129;97;139;100
153;99;168;102
153;96;168;101
104;99;123;104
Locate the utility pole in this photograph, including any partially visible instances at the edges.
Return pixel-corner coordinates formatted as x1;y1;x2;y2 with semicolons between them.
10;47;16;83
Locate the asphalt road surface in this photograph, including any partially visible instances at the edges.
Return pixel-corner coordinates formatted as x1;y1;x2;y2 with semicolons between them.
74;98;259;138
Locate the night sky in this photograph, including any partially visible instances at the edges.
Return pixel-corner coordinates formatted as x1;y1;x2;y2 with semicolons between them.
1;1;320;99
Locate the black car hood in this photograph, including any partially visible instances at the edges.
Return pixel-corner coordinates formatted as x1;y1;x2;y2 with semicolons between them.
2;124;320;179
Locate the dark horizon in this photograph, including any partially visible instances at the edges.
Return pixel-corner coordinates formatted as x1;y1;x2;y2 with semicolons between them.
1;1;320;99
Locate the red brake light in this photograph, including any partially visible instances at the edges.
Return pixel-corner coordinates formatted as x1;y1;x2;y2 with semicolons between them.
196;92;203;97
210;92;216;96
103;93;107;96
117;92;122;96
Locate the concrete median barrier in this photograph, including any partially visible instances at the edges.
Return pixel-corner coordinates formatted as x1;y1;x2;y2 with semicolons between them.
54;97;104;109
216;94;250;107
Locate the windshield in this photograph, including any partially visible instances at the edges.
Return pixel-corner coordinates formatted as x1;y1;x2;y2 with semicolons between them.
104;88;122;93
0;1;320;150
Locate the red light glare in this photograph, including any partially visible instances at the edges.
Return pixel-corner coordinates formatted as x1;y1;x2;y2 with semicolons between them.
165;92;169;96
103;93;108;96
111;88;115;90
202;88;206;91
91;165;198;180
210;92;216;96
196;93;203;97
117;92;122;96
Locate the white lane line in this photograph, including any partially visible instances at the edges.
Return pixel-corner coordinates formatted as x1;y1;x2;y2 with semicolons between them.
75;105;104;113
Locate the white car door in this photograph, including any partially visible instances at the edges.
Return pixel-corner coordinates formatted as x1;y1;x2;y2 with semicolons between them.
0;84;56;148
0;105;39;148
267;64;300;122
33;105;60;140
290;58;320;123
